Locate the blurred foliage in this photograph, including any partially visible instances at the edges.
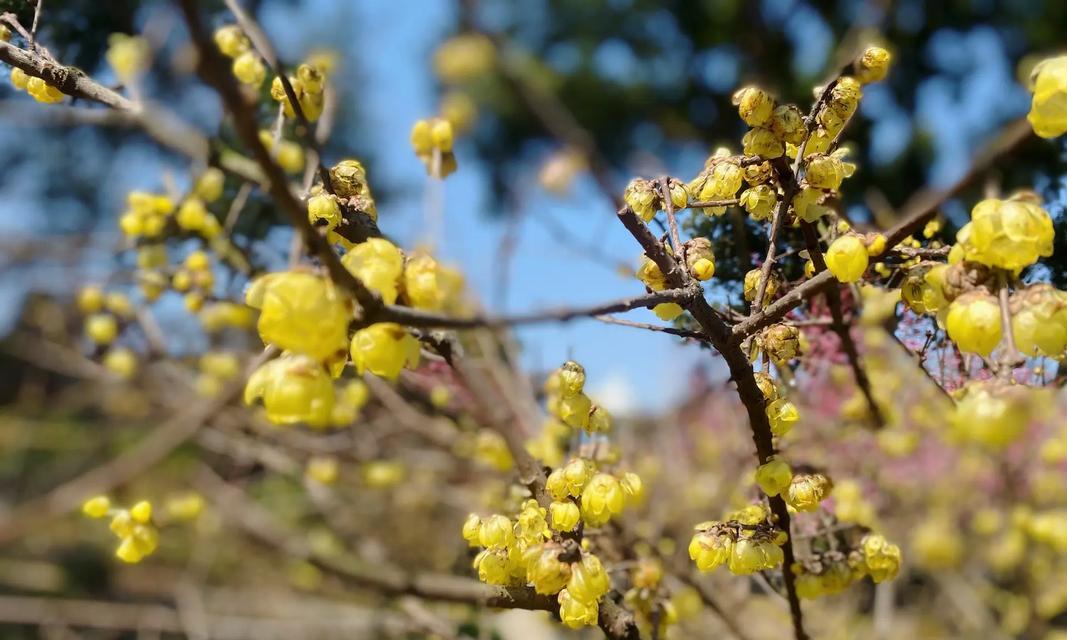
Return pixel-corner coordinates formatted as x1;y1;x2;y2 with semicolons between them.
446;0;1067;283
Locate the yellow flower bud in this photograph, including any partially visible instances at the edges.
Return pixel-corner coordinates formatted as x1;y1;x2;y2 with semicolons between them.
786;473;832;512
550;501;581;532
689;529;732;572
478;514;514;549
805;153;846;190
860;533;902;582
754;458;792;497
580;473;626;527
732;86;775;126
567;553;610;603
341;238;404;305
742;127;784;159
739;184;777;221
249;272;350;361
1027;55;1067;138
129;500;152;524
106;34;150;82
824;235;869;283
82;496;111;519
103;347;138;380
945;291;1002;357
350;323;421;381
956;197;1054;271
214;25;249;57
525;543;572;595
243;355;335;427
558;588;599;628
461;513;482;547
856;46;892;84
86;313;119;345
232;50;266;87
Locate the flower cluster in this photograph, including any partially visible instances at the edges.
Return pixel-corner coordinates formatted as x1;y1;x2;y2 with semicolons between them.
689;505;788;575
463;504;613;629
543;361;614;435
82;497;160;564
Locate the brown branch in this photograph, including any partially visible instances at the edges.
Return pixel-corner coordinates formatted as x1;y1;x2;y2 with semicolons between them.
0;43;264;184
220;0;334;193
378;288;694;329
196;466;555;611
0;347;275;546
593;315;709;341
615;205;808;640
883;118;1032;247
176;0;380;313
799;222;884;428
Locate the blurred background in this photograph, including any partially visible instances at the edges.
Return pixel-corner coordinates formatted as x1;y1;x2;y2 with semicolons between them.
1;1;1066;638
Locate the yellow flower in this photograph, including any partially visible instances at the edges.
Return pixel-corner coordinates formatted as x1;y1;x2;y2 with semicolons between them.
856;46;892;84
247;272;350;361
759;323;800;363
86;313;119;345
243;354;335;427
176;198;208;231
550;501;581;532
103;347;137;379
786;473;832;512
754;458;792;497
805;153;847;190
624;178;659;222
341;238;404;304
1011;285;1067;357
525;543;572;595
567;553;610;603
689;160;743;216
732;86;775;126
558;588;599;628
10;67;29;90
461;514;482;547
194;168;225;202
950;382;1038;449
744;268;778;305
685;237;716;281
860;533;902;582
306;456;340;485
653;302;683;321
771;104;805;144
580;473;626;527
82;496;111;519
232;51;266;87
742;127;784;159
557;392;592;429
727;537;784;575
739;184;777;221
478;514;514;549
945;292;1002;357
165;493;204;521
27;76;64;103
1028;55;1067;138
214;25;249;57
349;323;421;380
106;34;150;82
130;500;152;524
824;235;869;283
956;197;1054;271
792;186;829;222
403;253;455;310
689;528;732;572
433;34;495;83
